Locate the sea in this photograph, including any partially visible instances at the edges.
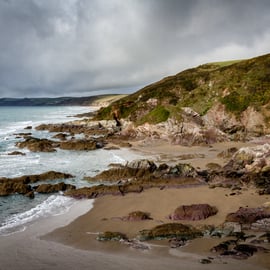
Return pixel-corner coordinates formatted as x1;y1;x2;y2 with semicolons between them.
0;106;143;235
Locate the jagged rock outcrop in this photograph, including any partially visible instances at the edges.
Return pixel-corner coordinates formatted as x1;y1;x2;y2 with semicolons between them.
85;159;199;182
169;204;218;221
16;136;104;152
0;171;74;196
16;137;58;152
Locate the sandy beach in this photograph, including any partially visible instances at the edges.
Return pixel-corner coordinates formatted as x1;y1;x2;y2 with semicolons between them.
1;141;270;270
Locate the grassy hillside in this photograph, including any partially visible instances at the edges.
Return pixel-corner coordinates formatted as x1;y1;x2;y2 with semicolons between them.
95;53;270;124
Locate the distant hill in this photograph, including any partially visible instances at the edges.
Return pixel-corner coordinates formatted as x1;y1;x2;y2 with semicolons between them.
0;94;125;107
95;53;270;125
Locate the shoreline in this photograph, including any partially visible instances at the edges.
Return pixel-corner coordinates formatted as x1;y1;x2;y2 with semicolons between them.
1;139;270;269
1;188;269;270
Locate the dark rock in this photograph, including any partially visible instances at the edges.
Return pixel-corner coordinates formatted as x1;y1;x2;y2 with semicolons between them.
8;151;26;156
25;190;35;199
24;126;32;130
96;231;128;241
169;238;187;248
169;204;218;221
199;258;212;264
210;240;238;253
226;207;270;224
137;223;203;241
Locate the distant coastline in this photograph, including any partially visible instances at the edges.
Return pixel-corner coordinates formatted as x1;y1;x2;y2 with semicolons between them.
0;94;126;107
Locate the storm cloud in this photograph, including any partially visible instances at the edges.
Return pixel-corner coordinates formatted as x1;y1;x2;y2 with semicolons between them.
0;0;269;97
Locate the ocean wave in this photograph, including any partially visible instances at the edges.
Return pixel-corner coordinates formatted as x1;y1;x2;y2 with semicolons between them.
0;195;76;236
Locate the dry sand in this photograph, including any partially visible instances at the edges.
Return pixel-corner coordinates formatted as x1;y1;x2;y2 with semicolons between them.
1;141;270;270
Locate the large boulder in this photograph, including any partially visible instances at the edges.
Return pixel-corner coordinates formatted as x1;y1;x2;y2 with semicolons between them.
169;204;218;221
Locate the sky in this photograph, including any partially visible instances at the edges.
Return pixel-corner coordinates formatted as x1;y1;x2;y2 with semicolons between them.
0;0;270;98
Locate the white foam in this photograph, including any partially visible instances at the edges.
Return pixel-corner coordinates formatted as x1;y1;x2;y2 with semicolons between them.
0;195;76;236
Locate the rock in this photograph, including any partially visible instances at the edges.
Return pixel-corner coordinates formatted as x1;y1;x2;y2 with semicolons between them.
169;204;218;221
169;238;187;248
59;139;101;150
8;151;26;156
25;191;35;199
199;258;212;264
226;207;270;224
251;218;270;231
0;171;74;196
24;126;32;129
35;182;76;194
205;163;222;171
53;133;68;141
16;137;57;152
210;240;238;253
122;211;152;221
137;223;203;241
0;181;32;196
217;147;238;159
96;231;128;241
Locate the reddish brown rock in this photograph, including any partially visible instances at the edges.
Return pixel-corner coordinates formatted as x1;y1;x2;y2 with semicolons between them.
226;207;270;224
169;204;218;221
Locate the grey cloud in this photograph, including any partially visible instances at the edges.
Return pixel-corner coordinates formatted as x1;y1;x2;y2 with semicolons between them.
0;0;269;97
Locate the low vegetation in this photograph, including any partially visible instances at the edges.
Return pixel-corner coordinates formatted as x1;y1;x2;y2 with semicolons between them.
94;53;270;124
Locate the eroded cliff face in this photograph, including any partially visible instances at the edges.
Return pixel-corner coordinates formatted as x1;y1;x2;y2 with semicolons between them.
119;102;270;146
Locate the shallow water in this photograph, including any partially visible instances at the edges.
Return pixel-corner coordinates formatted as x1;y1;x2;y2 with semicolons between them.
0;106;142;235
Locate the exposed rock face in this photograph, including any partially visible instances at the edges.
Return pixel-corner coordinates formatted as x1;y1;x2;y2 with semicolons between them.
138;223;203;241
169;204;218;221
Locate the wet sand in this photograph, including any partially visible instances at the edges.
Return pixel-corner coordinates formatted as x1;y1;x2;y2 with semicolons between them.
1;141;270;270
